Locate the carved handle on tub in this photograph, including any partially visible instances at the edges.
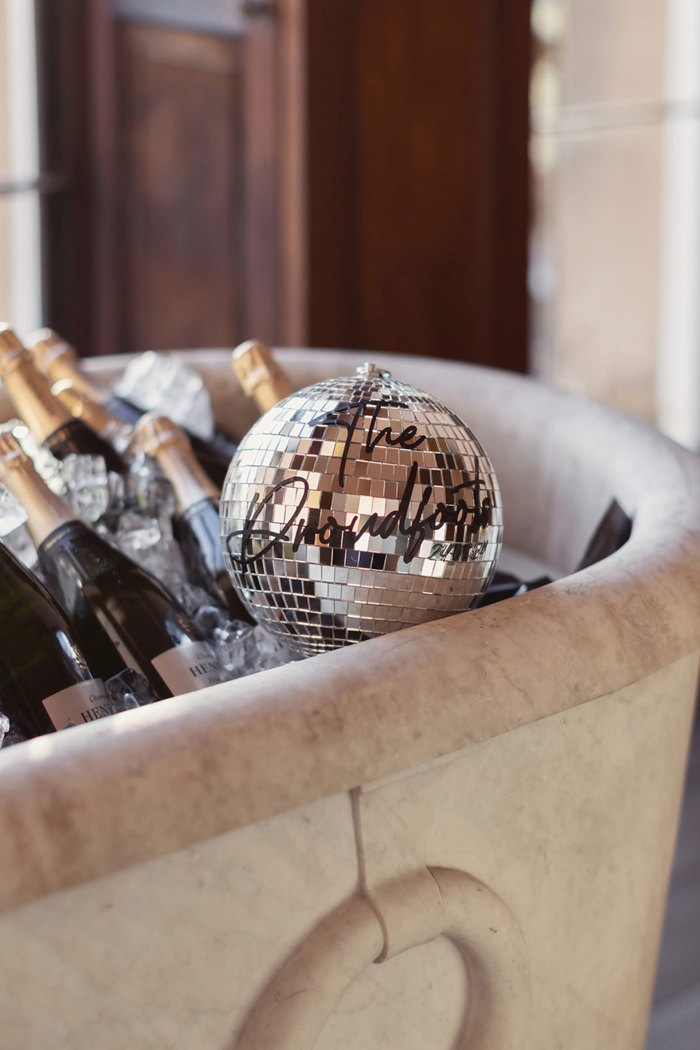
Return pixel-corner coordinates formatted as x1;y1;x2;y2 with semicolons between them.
236;867;530;1049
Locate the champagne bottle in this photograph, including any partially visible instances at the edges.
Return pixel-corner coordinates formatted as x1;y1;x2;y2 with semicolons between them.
231;340;293;413
50;379;134;455
0;538;110;737
132;414;255;624
29;329;237;487
0;432;223;699
0;327;127;474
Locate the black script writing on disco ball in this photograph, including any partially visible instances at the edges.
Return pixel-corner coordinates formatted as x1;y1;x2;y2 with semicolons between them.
220;363;503;656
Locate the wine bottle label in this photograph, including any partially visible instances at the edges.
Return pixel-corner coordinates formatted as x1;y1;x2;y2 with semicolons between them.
151;641;222;694
42;678;111;731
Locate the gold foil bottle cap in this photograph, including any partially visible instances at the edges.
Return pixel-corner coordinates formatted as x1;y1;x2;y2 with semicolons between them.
0;427;26;468
132;413;189;457
132;413;219;506
0;326;28;374
51;381;134;455
0;331;72;441
0;425;75;544
231;340;293;414
28;328;107;405
51;380;115;429
50;380;88;416
28;328;77;372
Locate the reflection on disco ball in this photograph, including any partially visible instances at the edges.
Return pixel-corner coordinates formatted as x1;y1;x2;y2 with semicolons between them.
220;363;503;656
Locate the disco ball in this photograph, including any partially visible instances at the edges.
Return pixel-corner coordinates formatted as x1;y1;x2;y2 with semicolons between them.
220;363;503;656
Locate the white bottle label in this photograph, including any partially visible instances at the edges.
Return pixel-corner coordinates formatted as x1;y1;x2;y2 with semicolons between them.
42;678;111;730
151;641;222;695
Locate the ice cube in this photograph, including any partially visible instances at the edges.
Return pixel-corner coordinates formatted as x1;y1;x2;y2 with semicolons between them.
245;626;302;674
1;523;38;569
105;667;157;709
0;420;63;488
173;583;226;624
115;510;163;551
114;351;215;440
210;622;302;680
111;510;189;593
0;716;26;748
59;454;111;523
207;623;253;678
0;483;27;535
106;471;128;515
127;451;176;518
167;582;304;681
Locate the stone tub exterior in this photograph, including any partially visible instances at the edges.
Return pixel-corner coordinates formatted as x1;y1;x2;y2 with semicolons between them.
0;349;697;1050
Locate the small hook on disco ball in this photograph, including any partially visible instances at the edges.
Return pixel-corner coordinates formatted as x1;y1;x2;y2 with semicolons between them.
355;362;392;380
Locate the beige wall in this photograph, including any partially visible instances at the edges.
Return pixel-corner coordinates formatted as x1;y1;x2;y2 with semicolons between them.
0;2;10;321
530;0;692;434
0;0;42;337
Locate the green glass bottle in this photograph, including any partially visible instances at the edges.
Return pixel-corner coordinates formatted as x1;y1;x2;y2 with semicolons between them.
0;432;223;701
0;326;126;474
132;414;255;624
0;539;109;738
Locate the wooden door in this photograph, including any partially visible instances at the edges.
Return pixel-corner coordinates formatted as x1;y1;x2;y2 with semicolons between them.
52;0;530;371
85;0;299;357
304;1;531;371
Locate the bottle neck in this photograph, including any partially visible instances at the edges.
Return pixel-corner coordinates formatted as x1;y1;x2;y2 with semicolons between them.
231;340;293;413
51;381;133;452
0;453;77;547
249;372;293;413
30;334;108;406
1;357;73;445
47;358;107;406
155;441;220;513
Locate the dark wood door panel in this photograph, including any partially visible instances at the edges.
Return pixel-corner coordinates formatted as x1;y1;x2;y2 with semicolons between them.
69;0;529;369
306;0;530;370
356;0;494;364
113;0;245;37
116;23;245;352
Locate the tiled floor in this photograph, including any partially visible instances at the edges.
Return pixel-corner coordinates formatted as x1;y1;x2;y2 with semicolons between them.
647;711;700;1049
